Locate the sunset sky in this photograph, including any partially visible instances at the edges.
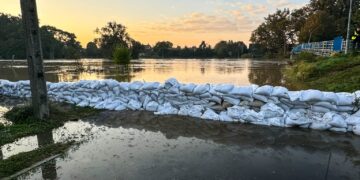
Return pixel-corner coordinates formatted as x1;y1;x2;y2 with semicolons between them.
1;0;307;47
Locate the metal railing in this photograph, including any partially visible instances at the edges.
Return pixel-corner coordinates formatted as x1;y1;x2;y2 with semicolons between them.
292;37;348;57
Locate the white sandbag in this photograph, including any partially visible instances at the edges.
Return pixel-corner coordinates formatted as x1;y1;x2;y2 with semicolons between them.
260;103;285;118
127;99;142;110
168;86;180;94
229;86;253;97
155;103;178;115
188;105;204;118
254;85;273;96
142;96;152;108
313;102;336;110
145;101;159;112
301;90;324;102
115;104;127;111
323;112;347;128
253;94;268;103
201;109;220;121
180;83;196;93
345;110;360;125
164;78;180;89
311;106;331;113
193;84;210;94
323;92;339;104
329;127;347;133
334;105;355;112
199;93;212;98
78;100;90;107
129;81;143;90
271;86;289;98
336;93;355;106
227;106;246;119
178;105;191;116
268;96;280;104
353;125;360;135
207;96;222;104
310;122;331;130
219;111;233;122
285;110;311;126
288;91;302;101
214;84;234;94
241;109;264;122
142;82;160;90
223;96;240;106
268;117;285;127
104;101;120;110
119;82;130;91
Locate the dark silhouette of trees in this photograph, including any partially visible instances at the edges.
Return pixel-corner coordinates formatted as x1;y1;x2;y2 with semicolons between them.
94;22;130;58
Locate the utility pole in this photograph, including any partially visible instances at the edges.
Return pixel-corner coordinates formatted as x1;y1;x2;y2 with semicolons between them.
345;0;353;54
20;0;49;120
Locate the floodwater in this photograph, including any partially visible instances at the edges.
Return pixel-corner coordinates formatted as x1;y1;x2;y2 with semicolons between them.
1;96;360;180
0;59;296;89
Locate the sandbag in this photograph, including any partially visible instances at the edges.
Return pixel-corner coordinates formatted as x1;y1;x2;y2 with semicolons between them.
229;86;253;97
301;90;324;102
164;78;180;89
322;92;339;104
188;105;204;118
311;106;331;113
241;109;264;122
201;109;220;121
142;82;160;90
155;102;178;115
129;81;143;90
268;117;285;127
178;105;192;116
323;112;347;128
353;125;360;135
345;110;360;125
193;84;210;94
260;103;285;118
336;93;355;106
127;99;142;110
310;122;331;130
329;127;347;133
271;86;289;98
214;84;234;94
253;94;268;103
227;106;246;119
219;111;233;122
145;101;159;112
254;85;273;96
223;96;241;106
180;83;196;93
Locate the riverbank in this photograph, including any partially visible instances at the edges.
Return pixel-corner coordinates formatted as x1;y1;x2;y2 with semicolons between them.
285;54;360;92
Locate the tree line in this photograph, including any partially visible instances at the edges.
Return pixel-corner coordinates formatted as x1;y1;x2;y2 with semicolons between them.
0;13;248;60
250;0;360;57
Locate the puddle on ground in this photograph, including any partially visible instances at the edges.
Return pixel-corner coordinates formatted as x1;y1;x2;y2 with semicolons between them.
1;96;360;179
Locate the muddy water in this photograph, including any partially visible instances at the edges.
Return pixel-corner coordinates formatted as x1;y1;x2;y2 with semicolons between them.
0;59;298;89
0;96;358;179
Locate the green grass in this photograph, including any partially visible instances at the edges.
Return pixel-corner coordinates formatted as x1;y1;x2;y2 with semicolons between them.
0;103;99;146
0;142;73;178
285;54;360;92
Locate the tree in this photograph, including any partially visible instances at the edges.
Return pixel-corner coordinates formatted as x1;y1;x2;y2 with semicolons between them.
85;42;100;58
130;39;145;59
250;9;293;56
95;22;130;58
153;41;173;58
113;46;131;65
20;0;49;120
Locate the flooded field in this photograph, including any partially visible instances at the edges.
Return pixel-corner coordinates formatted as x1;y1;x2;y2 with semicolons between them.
1;96;360;179
0;59;296;89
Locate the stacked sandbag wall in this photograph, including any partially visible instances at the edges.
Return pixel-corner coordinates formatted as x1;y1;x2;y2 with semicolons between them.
1;78;360;135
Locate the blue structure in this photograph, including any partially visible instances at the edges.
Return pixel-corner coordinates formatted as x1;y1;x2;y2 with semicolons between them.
292;36;347;56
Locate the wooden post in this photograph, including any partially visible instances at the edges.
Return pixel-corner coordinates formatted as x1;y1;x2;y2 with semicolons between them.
20;0;49;120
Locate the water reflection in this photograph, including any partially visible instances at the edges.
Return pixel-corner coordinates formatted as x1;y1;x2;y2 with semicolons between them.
37;131;57;179
0;59;295;89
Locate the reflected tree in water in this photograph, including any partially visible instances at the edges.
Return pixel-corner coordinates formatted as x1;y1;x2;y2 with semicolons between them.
37;131;57;179
248;62;285;86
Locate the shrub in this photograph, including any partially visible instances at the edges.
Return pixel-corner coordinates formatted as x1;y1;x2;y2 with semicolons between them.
295;52;317;61
113;46;131;65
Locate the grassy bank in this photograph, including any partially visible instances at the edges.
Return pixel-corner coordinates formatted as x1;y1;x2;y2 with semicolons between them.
285;53;360;92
